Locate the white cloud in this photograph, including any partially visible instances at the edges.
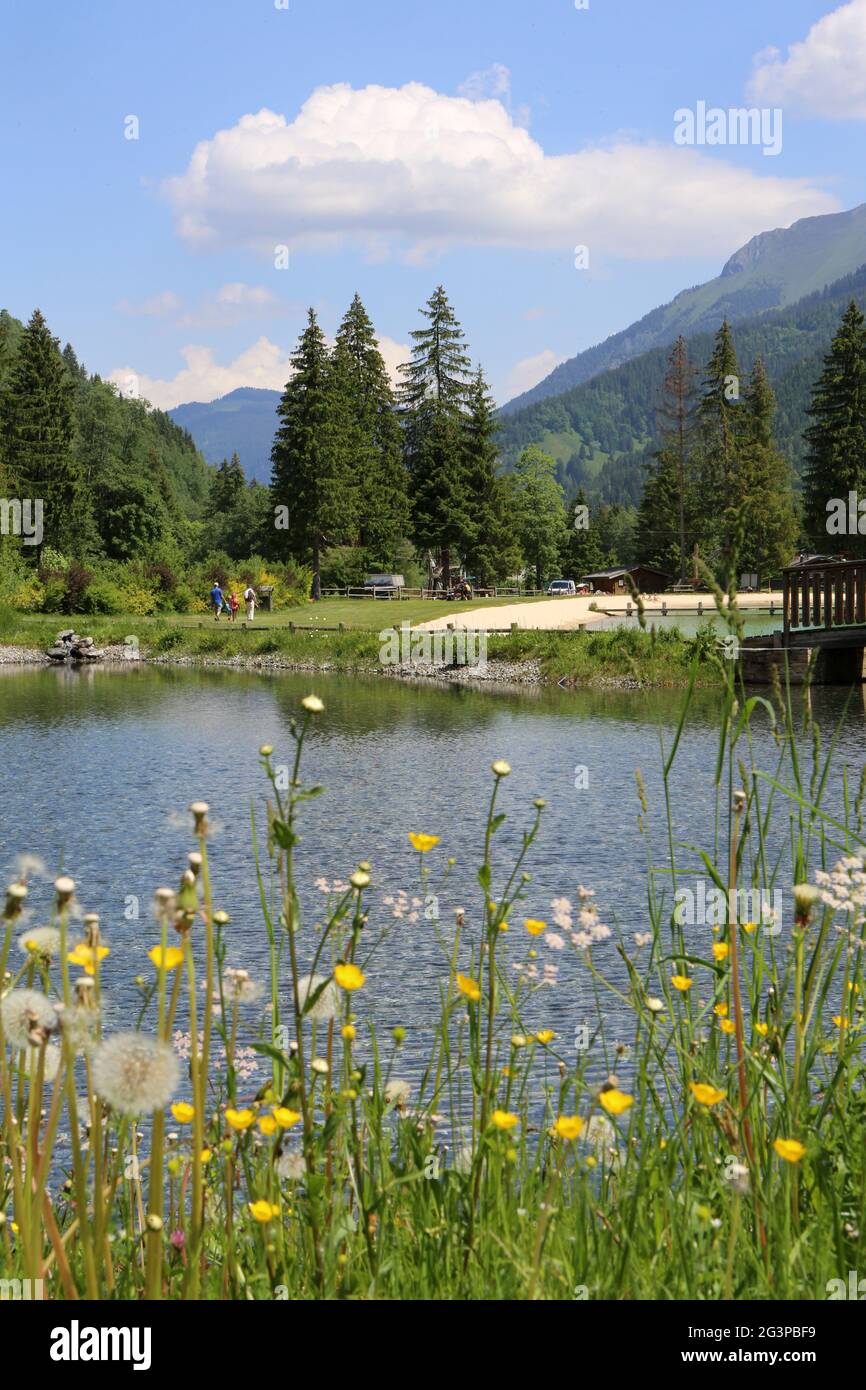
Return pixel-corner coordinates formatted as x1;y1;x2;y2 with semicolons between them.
748;0;866;118
108;332;410;410
176;282;301;328
457;63;512;103
504;349;565;400
116;290;183;317
163;82;838;264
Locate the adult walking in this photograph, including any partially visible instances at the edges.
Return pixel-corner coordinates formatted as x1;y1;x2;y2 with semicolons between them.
210;580;224;620
244;584;257;622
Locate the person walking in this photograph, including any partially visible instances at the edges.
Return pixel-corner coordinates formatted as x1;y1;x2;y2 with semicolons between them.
228;591;239;623
210;580;224;620
244;584;257;622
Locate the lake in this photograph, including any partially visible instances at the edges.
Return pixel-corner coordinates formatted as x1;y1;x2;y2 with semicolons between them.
2;662;863;1095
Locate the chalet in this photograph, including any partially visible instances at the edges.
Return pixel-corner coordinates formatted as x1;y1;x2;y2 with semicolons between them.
580;565;671;595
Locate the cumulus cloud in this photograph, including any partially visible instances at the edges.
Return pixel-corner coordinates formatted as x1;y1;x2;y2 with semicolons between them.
176;282;302;328
457;63;512;103
504;349;565;400
108;332;410;410
748;0;866;118
162;81;838;264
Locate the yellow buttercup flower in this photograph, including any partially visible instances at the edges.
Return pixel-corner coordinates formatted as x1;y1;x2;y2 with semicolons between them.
456;972;481;1002
689;1082;726;1107
671;974;693;992
272;1107;301;1129
754;1022;768;1037
536;1029;555;1045
67;943;109;975
524;918;546;937
148;945;184;971
712;942;729;963
553;1115;584;1141
713;1003;729;1017
171;1102;195;1124
720;1019;736;1034
742;921;758;934
600;1089;634;1116
408;832;440;853
200;1149;212;1163
258;1115;278;1136
341;1023;356;1041
774;1138;806;1164
248;1200;280;1223
491;1110;519;1131
225;1108;255;1131
334;962;365;991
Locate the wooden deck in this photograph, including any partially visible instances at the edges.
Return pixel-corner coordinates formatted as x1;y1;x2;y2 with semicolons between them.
782;560;866;649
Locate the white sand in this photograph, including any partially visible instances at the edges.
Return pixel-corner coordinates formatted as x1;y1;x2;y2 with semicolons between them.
417;590;783;633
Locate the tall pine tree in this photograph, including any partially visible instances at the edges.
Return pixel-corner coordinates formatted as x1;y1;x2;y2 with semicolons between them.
461;367;519;586
803;300;866;555
270;309;356;600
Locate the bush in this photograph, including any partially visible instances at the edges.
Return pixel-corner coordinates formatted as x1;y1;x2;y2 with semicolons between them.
78;578;126;615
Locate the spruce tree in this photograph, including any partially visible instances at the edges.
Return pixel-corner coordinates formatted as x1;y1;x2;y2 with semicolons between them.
209;452;246;515
733;359;798;579
270;309;356;599
333;293;408;567
399;287;473;586
695;320;743;574
0;309;87;557
512;445;567;590
560;486;606;579
461;367;519;586
802;300;866;555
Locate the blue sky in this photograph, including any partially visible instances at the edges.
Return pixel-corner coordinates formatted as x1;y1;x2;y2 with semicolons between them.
2;0;864;409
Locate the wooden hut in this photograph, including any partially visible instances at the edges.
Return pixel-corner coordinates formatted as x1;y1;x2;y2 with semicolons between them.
580;565;671;595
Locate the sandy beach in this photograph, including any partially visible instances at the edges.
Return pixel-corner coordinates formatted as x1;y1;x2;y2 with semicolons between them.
417;590;784;632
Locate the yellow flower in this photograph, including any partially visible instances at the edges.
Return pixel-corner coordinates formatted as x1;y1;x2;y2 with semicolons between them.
148;945;184;971
456;972;481;1002
301;695;324;713
491;1110;519;1131
171;1102;195;1124
713;1002;729;1017
248;1200;280;1223
225;1108;255;1131
689;1082;726;1107
408;832;440;853
553;1115;584;1141
341;1023;356;1041
754;1022;768;1037
720;1019;736;1034
712;942;729;963
742;920;758;934
671;974;693;992
258;1115;278;1136
600;1089;634;1116
334;962;365;991
524;918;546;937
272;1107;301;1129
536;1029;555;1045
832;1016;848;1029
774;1138;806;1164
200;1149;212;1163
67;943;109;975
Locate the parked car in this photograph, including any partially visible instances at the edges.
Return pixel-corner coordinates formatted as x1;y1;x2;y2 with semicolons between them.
547;579;577;597
363;573;405;593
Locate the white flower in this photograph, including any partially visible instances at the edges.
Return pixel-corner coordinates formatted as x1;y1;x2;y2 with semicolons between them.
277;1150;306;1181
1;989;57;1047
92;1034;179;1115
384;1078;411;1108
296;973;340;1023
224;968;263;1005
311;1057;329;1075
17;927;63;959
301;695;324;713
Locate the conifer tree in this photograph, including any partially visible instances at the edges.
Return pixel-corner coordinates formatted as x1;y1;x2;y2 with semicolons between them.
694;320;743;573
0;308;87;556
399;287;473;586
732;358;798;578
461;367;520;585
333;293;408;567
512;445;567;590
209;452;246;516
802;300;866;555
560;486;606;579
270;309;356;600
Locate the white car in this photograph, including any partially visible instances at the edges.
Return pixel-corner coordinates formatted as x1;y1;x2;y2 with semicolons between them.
547;580;577;597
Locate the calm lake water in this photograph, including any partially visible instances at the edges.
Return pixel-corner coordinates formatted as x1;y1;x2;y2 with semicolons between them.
1;663;864;1092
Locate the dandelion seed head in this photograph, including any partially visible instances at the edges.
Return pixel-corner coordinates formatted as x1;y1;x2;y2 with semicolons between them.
296;972;340;1023
92;1033;179;1115
1;989;58;1048
17;926;63;959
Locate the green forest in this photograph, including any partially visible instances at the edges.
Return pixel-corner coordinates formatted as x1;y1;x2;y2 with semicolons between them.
1;275;865;615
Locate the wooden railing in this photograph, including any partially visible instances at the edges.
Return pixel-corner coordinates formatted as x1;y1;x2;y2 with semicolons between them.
783;561;866;639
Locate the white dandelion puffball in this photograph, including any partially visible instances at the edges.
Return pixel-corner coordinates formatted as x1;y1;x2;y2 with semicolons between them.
277;1150;306;1182
384;1078;412;1108
1;988;58;1048
296;973;340;1023
17;927;63;959
92;1033;180;1115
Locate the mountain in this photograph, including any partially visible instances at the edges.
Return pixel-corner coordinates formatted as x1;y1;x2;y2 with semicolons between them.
501;203;866;414
169;386;280;482
495;262;866;508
